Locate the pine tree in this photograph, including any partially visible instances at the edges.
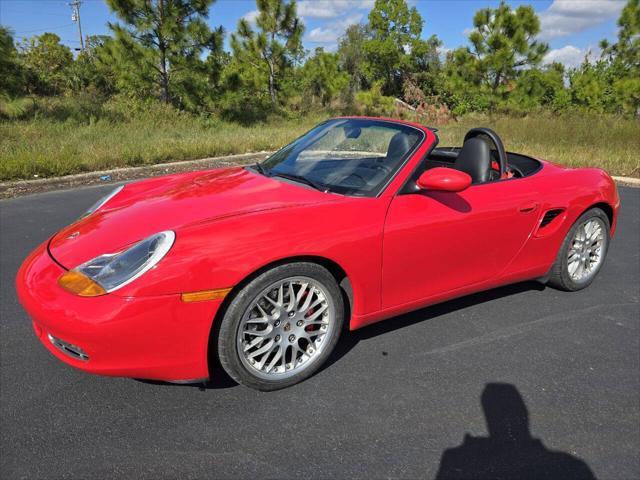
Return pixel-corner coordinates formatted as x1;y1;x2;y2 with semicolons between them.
0;27;23;96
231;0;303;107
467;1;548;95
105;0;224;106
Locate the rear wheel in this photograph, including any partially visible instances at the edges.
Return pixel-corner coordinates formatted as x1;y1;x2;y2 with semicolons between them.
548;208;610;291
217;262;344;391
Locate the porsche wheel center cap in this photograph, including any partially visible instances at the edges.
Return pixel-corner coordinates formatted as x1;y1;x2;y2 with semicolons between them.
283;323;291;332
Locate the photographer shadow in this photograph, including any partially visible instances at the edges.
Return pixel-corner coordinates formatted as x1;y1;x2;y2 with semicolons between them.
435;383;596;480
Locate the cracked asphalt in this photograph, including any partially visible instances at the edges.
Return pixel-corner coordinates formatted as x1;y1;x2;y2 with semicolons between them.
1;184;638;479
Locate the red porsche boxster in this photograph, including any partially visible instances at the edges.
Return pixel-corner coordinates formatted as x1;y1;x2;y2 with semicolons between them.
16;117;620;390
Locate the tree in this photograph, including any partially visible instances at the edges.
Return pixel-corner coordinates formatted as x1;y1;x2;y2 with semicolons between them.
466;1;548;96
0;26;23;96
409;34;443;97
569;61;611;112
603;0;640;68
598;0;639;116
509;63;570;112
18;33;73;95
364;0;424;96
440;50;488;114
231;0;304;107
105;0;224;106
338;24;371;96
301;48;348;106
65;35;115;94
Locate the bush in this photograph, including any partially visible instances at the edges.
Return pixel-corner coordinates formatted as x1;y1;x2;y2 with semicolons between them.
354;82;395;116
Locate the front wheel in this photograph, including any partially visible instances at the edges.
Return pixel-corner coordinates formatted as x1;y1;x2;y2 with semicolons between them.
547;207;610;291
217;262;344;391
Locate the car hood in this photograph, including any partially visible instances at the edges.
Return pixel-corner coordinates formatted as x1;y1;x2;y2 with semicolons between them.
49;167;339;268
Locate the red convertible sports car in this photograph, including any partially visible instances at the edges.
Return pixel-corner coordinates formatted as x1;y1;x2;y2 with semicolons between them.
17;117;620;390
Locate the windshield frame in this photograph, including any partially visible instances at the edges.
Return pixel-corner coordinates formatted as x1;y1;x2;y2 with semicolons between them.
251;118;426;198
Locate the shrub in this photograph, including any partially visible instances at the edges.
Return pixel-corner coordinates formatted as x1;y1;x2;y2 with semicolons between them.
354;82;395;116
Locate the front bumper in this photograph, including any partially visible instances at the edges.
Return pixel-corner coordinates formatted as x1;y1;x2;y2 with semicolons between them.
16;240;222;382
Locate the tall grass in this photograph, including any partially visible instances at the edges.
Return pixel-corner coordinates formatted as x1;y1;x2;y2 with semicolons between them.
433;112;640;177
0;96;324;180
0;96;638;181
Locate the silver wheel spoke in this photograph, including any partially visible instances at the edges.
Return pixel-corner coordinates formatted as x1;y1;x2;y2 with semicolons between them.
286;282;296;311
245;317;268;324
247;340;275;360
305;303;328;322
243;327;272;337
294;282;309;309
244;336;264;352
264;346;283;373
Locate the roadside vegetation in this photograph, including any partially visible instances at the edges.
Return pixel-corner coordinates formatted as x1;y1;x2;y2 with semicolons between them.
1;0;638;181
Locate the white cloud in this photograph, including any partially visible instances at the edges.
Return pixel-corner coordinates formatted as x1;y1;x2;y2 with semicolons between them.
539;0;625;39
544;44;600;67
242;10;259;24
437;45;451;60
307;13;364;44
298;0;373;19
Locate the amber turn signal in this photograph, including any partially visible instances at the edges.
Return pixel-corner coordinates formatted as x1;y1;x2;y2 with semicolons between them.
181;288;231;303
58;270;107;297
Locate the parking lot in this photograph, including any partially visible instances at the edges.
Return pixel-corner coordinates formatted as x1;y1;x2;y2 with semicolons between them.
1;185;638;479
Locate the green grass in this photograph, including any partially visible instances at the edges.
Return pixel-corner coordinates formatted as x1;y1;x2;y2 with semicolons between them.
0;99;638;181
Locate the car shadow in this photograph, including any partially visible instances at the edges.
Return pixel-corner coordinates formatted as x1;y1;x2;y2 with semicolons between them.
138;280;546;390
434;383;596;479
424;191;472;213
320;280;546;373
134;362;237;390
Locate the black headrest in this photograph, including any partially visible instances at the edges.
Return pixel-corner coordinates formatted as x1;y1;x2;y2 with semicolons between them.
455;137;491;184
386;132;412;165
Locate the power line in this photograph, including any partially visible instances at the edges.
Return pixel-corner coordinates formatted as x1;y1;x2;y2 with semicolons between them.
14;24;75;35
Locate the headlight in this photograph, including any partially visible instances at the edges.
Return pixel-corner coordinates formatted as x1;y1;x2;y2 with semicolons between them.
58;231;175;296
81;185;124;219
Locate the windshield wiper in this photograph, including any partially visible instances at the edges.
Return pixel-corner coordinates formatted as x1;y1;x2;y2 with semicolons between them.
253;161;268;176
270;172;329;192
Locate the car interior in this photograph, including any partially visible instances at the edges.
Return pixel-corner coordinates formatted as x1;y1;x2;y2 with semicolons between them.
422;127;543;184
305;127;542;194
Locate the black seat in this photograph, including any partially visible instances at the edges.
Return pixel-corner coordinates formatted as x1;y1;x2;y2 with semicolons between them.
385;132;412;166
455;137;491;184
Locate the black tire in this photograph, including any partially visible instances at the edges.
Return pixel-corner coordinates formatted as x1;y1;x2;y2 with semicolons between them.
217;262;344;391
547;207;610;291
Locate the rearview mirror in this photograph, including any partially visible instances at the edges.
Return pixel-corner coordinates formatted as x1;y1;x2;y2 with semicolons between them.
416;167;471;192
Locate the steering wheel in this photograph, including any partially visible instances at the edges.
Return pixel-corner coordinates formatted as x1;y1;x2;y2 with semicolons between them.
372;163;392;174
463;128;508;179
341;172;368;187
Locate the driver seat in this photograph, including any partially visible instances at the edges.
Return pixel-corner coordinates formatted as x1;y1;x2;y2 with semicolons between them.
385;132;412;166
455;137;491;184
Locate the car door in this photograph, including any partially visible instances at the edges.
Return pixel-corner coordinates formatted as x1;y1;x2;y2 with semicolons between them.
381;177;541;309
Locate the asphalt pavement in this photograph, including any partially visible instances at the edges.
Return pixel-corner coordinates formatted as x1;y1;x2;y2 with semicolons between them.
1;184;638;479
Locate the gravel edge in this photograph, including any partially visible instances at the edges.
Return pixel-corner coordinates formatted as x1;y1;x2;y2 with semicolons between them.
0;151;273;199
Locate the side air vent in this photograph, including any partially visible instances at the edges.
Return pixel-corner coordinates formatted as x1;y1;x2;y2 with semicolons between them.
540;209;564;228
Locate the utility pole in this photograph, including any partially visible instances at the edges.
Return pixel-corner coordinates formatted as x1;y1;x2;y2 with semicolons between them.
69;0;84;52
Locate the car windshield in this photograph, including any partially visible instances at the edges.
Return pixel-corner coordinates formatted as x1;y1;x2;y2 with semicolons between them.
259;119;424;196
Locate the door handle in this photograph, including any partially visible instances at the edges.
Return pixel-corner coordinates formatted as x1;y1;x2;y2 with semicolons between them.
519;202;539;213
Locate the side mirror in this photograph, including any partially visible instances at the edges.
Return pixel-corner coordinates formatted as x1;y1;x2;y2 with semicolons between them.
416;167;471;193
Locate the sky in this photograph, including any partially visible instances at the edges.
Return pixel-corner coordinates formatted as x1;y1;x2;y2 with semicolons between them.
0;0;627;68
